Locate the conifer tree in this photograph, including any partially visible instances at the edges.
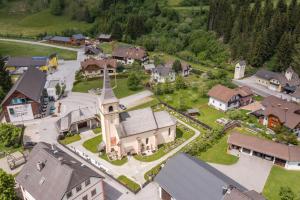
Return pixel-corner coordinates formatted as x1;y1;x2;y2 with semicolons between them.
275;32;294;71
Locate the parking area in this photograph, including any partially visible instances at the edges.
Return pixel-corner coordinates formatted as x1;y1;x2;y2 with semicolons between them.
210;153;273;192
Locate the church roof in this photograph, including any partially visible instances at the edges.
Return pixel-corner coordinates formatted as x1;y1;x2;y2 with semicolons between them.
99;67;119;104
117;108;176;138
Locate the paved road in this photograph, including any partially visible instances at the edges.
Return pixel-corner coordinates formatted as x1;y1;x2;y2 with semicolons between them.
0;38;79;51
210;153;273;192
233;76;292;100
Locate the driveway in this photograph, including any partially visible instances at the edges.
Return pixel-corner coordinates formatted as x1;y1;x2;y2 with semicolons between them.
233;76;292;100
210;154;273;192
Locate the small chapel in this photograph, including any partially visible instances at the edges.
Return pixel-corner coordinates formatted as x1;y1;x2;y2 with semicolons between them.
98;68;177;160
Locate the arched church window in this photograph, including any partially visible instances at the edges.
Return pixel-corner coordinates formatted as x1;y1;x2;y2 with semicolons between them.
109;106;113;112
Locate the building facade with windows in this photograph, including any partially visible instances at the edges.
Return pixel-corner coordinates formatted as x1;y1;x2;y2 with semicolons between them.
98;68;177;160
16;142;104;200
1;67;47;123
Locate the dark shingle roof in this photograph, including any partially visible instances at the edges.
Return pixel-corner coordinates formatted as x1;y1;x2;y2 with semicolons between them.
16;142;102;200
6;57;47;68
155;153;247;200
1;67;46;105
72;34;85;40
152;66;174;77
50;36;71;42
99;68;118;104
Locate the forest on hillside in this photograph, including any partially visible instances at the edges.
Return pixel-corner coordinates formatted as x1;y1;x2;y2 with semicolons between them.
208;0;300;73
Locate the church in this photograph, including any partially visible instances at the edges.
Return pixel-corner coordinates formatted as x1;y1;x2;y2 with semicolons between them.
98;69;177;160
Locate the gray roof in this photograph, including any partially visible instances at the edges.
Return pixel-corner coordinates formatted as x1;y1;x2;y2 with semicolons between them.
224;188;265;200
155;153;247;200
152;66;174;77
238;60;246;66
98;34;112;39
50;36;71;42
118;108;176;138
255;69;300;87
84;46;102;55
72;34;85;40
144;63;155;70
56;107;97;132
99;68;119;104
1;67;46;105
6;56;47;68
16;142;102;200
187;108;199;114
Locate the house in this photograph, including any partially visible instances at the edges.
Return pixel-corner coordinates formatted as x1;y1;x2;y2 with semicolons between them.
234;60;246;80
81;58;118;78
143;63;156;73
98;68;177;160
1;67;47;123
56;107;100;134
5;55;58;75
151;65;176;83
255;67;300;93
47;34;86;46
208;84;253;111
228;132;300;170
155;153;265;200
260;96;300;136
84;45;102;57
98;34;112;42
112;46;148;64
165;60;192;76
16;142;105;200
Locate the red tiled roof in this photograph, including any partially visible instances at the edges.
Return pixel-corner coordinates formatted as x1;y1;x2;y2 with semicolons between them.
112;46;147;60
81;58;117;70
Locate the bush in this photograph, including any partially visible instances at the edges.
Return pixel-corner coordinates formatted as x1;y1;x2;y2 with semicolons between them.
127;73;142;91
0;124;22;148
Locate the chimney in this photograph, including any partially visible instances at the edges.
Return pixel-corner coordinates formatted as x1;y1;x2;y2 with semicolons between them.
222;186;228;195
36;161;45;171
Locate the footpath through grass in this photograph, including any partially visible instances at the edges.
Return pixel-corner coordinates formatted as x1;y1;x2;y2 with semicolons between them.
0;41;77;60
60;134;81;145
263;166;300;200
72;78;143;98
117;175;140;192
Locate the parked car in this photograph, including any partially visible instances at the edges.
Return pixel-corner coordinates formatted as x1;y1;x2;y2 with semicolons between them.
24;141;37;149
119;104;127;110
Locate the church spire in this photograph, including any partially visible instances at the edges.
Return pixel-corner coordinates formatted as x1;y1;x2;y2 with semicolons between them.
99;66;118;104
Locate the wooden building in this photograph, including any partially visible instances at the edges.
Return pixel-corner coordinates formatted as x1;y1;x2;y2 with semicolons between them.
1;68;46;123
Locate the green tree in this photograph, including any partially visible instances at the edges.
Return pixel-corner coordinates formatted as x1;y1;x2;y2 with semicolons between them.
175;76;187;90
111;23;123;40
127;73;141;90
172;60;182;73
55;83;61;96
275;32;294;71
50;0;63;16
291;42;300;74
0;56;12;95
279;186;295;200
152;2;161;17
0;169;17;200
0;123;22;148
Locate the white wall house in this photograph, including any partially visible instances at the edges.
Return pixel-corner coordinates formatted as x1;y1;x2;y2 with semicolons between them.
151;66;176;83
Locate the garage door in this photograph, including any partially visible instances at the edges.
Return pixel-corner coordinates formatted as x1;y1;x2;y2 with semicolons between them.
78;121;88;129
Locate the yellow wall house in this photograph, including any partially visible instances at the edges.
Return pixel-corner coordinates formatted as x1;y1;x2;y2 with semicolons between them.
5;54;58;75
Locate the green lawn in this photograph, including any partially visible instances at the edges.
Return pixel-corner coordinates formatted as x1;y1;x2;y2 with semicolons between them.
117;175;140;192
134;126;195;162
0;41;77;60
82;135;102;153
99;42;114;54
144;162;165;181
263;166;300;200
0;4;92;37
199;135;238;165
197;105;226;128
82;134;128;165
93;127;101;134
72;78;143;98
59;134;81;145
